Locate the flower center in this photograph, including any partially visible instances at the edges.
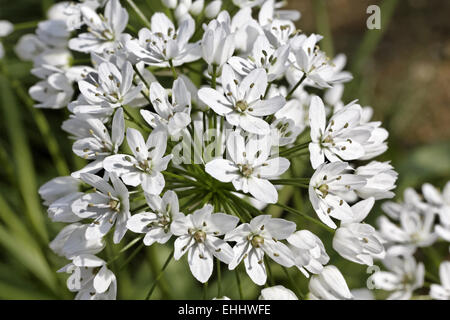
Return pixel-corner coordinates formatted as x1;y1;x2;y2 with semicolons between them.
235;100;248;112
108;199;120;212
239;164;253;177
193;230;207;243
251;235;264;248
317;184;329;197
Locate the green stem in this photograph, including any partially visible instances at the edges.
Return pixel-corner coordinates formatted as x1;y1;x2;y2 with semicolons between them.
235;268;243;300
286;73;307;100
145;248;174;300
282;267;305;299
270;179;310;188
279;140;311;157
211;64;217;89
203;282;208;300
216;259;222;298
312;0;334;57
125;0;152;29
274;202;334;233
108;235;144;266
123;106;149;132
265;256;275;286
118;242;145;270
13;20;39;32
169;59;178;79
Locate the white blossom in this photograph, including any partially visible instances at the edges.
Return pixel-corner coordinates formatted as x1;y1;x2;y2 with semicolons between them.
369;254;424;300
333;198;385;266
126;13;201;67
206;131;290;204
355;161;398;200
430;261;450;300
258;285;298;300
69;0;128;53
78;61;143;108
309;161;366;229
308;96;372;169
103;128;172;195
141;78;191;138
308;265;353;300
127;191;184;246
71;173;130;243
198;65;285;135
58;254;116;300
171;204;239;283
225;215;296;286
287;230;329;277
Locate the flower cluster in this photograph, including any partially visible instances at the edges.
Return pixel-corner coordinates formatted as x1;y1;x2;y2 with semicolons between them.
368;182;450;300
16;0;418;300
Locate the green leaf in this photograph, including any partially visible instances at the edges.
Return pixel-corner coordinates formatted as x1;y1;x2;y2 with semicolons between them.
0;225;57;293
0;74;48;243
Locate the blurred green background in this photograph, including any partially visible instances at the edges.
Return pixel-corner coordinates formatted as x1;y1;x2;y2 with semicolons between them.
0;0;449;299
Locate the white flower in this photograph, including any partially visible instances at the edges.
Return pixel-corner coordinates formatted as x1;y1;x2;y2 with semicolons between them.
351;288;375;300
15;34;47;62
71;108;125;177
64;0;105;31
309;161;366;229
67;95;114;120
50;223;105;259
271;98;307;146
126;13;201;67
69;0;128;53
0;20;13;59
171;204;239;283
308;265;353;300
430;261;450;300
36;20;70;48
225;215;296;286
422;182;450;241
174;0;205;21
39;176;81;206
127;191;184;246
79;61;143;108
258;0;301;26
258;285;298;300
205;1;222;19
0;20;13;38
381;187;428;220
162;0;178;9
58;254;116;300
103;128;172;195
230;8;263;55
333;198;385;266
201;12;235;73
358;107;389;160
141;78;191;138
232;0;265;8
355;161;398;200
71;173;130;243
47;192;84;223
228;34;290;82
287;230;329;277
308;96;372;169
29;72;74;109
198;65;285;135
369;254;424;300
288;34;352;89
377;208;437;256
206;131;290;204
